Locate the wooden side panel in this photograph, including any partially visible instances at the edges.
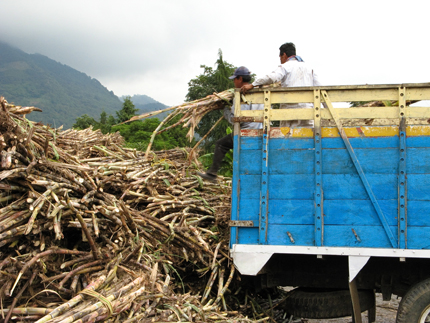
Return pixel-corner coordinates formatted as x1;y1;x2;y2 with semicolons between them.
232;132;430;249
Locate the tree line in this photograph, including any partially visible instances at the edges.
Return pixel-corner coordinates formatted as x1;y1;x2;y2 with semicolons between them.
73;96;193;151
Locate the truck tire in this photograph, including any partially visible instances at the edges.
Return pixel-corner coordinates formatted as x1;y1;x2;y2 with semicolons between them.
396;278;430;323
282;288;375;319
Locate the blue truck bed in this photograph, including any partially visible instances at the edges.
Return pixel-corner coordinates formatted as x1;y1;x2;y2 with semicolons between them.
229;84;430;277
231;126;430;248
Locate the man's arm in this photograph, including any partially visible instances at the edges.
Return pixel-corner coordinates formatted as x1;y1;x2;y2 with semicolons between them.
241;83;254;93
241;66;285;93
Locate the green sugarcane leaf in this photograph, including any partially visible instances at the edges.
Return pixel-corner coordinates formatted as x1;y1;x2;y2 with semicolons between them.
48;142;60;160
192;195;209;207
167;263;185;293
184;302;206;321
192;175;204;188
48;129;56;141
25;118;34;129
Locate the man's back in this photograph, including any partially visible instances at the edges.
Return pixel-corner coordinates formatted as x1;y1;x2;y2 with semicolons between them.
281;60;319;87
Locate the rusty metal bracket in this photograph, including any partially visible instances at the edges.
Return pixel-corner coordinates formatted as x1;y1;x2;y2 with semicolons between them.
229;220;257;227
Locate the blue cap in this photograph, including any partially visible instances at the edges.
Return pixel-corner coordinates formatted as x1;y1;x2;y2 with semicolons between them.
229;66;250;79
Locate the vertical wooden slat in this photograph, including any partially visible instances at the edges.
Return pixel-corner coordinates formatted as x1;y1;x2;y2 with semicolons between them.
259;90;271;244
314;89;323;246
230;90;242;247
398;85;407;248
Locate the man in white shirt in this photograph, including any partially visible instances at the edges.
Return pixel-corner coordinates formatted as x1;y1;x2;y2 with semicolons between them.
198;66;263;181
241;42;321;127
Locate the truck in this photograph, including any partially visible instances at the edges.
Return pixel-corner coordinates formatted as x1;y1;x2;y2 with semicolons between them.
229;83;430;322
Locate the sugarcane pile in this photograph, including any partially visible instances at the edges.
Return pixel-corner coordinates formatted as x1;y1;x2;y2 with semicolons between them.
0;97;276;323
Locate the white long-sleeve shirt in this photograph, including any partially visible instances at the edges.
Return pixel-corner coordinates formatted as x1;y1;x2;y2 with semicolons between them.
252;58;321;127
253;59;320;110
253;59;321;88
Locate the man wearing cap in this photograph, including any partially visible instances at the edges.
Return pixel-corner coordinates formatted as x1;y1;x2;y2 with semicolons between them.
241;42;321;127
198;66;263;181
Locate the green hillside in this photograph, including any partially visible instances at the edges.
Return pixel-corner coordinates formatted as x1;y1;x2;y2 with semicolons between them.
0;42;122;129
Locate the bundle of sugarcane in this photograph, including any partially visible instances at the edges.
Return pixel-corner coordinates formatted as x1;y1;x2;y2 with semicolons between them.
0;98;274;322
128;89;234;141
126;83;282;158
0;97;125;168
127;82;282;134
126;89;235;157
1;97;42;116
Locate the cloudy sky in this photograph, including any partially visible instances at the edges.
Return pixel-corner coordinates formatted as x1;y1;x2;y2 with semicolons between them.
1;0;429;106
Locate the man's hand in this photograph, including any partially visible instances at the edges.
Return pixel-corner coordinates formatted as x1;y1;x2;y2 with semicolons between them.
240;84;254;93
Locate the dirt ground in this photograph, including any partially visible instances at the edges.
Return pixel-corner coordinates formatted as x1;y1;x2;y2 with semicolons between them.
299;293;400;323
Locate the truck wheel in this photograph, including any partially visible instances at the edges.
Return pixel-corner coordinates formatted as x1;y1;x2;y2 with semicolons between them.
282;288;375;319
396;278;430;323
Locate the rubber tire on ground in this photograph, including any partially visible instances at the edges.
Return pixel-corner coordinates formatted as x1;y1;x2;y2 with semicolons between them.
396;277;430;323
282;288;375;319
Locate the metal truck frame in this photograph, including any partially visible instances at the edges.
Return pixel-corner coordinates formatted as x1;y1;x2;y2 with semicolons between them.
229;83;430;322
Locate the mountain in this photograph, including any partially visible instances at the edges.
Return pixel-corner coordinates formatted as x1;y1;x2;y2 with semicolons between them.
124;94;169;119
0;42;122;129
124;94;159;106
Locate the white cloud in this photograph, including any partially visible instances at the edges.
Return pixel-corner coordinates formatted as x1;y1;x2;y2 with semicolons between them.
1;0;430;105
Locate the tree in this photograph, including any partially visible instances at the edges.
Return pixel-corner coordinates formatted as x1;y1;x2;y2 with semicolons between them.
185;49;237;153
72;114;97;129
100;111;107;124
116;96;139;123
111;116;194;151
72;91;194;152
107;115;116;125
98;110;116;134
186;49;236;101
